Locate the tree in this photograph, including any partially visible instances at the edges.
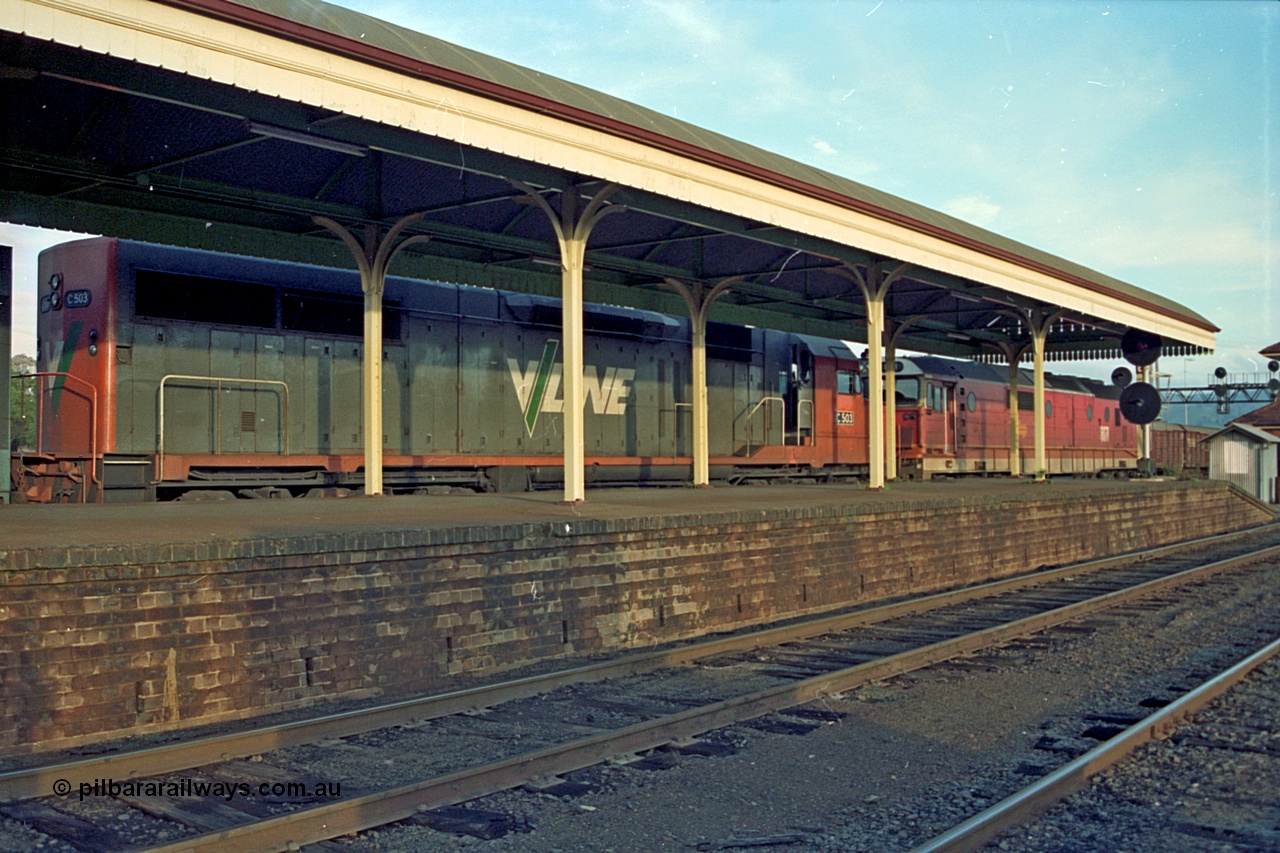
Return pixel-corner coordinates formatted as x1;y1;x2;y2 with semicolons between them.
9;353;36;451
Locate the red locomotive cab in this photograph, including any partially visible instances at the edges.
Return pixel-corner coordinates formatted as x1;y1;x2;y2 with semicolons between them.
796;336;867;470
888;363;926;478
22;239;119;500
826;355;867;466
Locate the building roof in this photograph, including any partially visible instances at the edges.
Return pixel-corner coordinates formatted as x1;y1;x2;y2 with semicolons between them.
1260;341;1280;359
170;0;1216;338
1204;422;1280;445
1231;397;1280;429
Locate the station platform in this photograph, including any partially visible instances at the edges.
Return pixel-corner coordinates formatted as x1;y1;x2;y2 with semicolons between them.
0;478;1273;754
0;477;1260;555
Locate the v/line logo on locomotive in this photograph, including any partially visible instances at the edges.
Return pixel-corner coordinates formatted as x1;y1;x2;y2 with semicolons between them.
506;340;637;435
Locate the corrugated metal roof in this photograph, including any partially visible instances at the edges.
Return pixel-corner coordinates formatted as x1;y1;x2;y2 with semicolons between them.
190;0;1214;334
1204;422;1280;444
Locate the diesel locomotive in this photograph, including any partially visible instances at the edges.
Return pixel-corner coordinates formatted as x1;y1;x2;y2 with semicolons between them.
12;238;1138;502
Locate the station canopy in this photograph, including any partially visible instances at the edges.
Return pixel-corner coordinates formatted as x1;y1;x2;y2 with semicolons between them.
0;0;1217;361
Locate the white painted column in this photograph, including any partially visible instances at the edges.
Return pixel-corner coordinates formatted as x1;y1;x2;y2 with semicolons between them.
313;213;429;496
992;338;1030;478
1008;360;1022;477
364;272;384;495
1025;309;1061;483
841;262;908;490
884;337;897;482
882;314;923;482
661;277;738;486
1032;328;1047;480
865;297;885;489
512;182;622;503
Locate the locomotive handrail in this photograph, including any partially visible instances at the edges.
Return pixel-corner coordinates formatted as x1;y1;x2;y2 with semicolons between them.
155;375;291;484
667;402;692;459
737;395;785;455
12;371;101;502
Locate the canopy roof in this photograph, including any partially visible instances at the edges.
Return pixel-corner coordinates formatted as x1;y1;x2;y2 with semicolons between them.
0;0;1216;360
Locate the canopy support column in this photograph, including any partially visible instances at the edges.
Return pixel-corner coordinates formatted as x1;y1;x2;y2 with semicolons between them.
991;339;1031;478
1022;309;1063;482
313;213;430;496
883;314;925;481
512;181;623;503
661;276;740;486
839;262;909;490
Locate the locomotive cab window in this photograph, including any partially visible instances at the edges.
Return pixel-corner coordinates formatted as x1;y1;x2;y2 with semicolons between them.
927;383;945;412
837;369;861;395
895;378;920;405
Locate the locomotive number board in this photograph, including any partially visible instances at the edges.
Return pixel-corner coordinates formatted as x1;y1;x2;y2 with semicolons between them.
835;411;855;426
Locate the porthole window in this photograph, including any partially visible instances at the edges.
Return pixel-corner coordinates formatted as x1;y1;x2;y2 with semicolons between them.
1045;400;1053;419
1104;407;1110;424
1087;404;1094;422
967;392;977;413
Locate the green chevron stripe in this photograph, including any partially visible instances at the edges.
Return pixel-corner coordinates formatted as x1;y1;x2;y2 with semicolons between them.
50;321;83;418
524;339;559;434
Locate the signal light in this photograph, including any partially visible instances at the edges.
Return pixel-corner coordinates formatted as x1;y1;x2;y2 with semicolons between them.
1120;329;1162;367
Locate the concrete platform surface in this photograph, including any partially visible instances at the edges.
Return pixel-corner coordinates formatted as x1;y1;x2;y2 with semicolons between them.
0;478;1200;555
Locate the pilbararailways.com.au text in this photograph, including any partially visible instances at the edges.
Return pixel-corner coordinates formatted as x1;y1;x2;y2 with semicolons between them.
56;777;341;802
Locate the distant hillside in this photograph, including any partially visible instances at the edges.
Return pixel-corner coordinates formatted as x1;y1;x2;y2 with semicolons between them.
1158;400;1273;430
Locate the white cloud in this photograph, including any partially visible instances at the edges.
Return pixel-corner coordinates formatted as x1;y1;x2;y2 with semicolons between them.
810;139;839;156
942;195;1001;227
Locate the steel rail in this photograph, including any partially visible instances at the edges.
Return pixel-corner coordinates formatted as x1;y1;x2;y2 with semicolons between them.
133;542;1280;853
909;634;1280;853
1;526;1273;803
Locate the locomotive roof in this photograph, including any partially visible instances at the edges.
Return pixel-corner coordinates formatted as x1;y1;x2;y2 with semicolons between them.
903;355;1122;397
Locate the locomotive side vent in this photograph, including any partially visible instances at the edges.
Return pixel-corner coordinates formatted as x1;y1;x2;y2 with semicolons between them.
241;411;256;433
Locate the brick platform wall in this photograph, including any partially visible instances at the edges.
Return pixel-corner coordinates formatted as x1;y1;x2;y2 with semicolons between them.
0;480;1270;754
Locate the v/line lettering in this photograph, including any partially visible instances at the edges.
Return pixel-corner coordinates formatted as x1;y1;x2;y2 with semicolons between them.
507;340;636;434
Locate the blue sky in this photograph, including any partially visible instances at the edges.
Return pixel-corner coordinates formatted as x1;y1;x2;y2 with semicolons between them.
3;0;1276;392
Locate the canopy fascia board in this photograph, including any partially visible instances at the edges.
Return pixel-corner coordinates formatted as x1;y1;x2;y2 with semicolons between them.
9;0;1215;352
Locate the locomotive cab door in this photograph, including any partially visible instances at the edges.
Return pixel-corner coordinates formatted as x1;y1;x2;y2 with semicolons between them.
926;380;956;453
786;344;815;445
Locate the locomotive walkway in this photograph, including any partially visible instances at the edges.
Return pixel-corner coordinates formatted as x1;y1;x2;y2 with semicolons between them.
0;478;1265;554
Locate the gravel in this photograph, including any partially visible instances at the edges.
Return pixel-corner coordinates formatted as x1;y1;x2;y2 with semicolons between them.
322;552;1280;852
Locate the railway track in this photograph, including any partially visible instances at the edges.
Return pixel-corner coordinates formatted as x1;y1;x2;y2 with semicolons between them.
910;638;1280;853
2;526;1279;853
